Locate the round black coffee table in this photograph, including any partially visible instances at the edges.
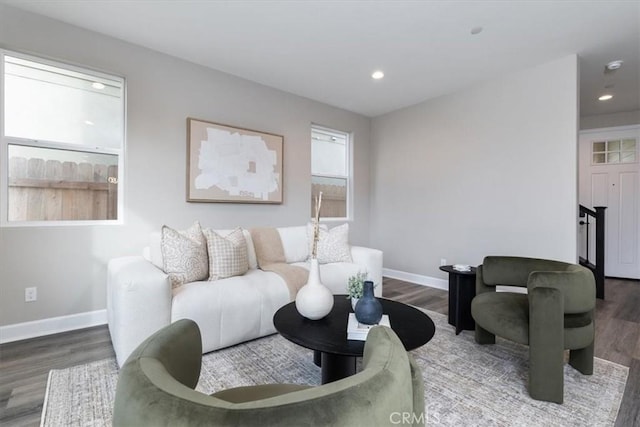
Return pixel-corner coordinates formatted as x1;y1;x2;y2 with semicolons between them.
273;295;435;384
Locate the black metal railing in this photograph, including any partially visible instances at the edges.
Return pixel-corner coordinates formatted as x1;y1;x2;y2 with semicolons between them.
579;205;606;299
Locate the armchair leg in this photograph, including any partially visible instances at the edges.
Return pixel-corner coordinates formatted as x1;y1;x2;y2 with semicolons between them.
474;325;495;345
529;286;564;404
529;344;564;403
569;342;594;375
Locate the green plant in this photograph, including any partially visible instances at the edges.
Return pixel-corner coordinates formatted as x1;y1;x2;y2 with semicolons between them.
346;271;369;299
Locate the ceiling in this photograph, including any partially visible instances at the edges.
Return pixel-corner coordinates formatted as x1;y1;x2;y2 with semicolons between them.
3;1;639;118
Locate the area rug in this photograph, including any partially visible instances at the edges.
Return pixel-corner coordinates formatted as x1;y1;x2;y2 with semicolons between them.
41;310;628;426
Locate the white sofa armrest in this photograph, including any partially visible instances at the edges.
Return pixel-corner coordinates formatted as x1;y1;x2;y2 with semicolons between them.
350;246;384;297
107;256;172;367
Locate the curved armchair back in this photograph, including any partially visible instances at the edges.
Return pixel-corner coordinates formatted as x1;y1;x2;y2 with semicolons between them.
480;256;596;313
527;266;596;313
481;256;571;287
114;319;423;426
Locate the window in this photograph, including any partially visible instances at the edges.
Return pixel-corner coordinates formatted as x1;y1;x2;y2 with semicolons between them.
311;125;351;219
592;138;637;164
1;51;125;225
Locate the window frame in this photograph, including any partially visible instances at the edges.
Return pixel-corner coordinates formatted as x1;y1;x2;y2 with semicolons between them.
591;138;637;165
311;124;353;222
0;49;126;227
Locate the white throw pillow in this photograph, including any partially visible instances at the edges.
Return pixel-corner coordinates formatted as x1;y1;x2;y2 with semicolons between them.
242;229;258;270
203;227;249;281
307;223;352;264
161;221;209;289
278;226;310;263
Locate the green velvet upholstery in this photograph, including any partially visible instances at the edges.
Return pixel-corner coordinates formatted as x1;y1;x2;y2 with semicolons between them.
113;319;425;426
471;256;596;404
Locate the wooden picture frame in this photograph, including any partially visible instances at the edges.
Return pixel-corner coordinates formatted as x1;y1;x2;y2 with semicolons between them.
187;118;283;203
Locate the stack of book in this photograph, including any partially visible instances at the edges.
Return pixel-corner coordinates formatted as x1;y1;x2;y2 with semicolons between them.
347;313;391;341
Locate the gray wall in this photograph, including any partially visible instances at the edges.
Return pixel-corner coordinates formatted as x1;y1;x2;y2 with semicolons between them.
580;110;640;130
370;55;579;280
0;5;585;331
0;5;372;326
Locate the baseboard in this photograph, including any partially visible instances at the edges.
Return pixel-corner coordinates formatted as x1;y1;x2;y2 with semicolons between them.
383;268;449;291
0;270;448;344
0;309;107;344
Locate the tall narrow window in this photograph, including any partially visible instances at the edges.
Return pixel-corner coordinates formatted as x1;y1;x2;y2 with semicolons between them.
311;125;350;219
1;51;125;225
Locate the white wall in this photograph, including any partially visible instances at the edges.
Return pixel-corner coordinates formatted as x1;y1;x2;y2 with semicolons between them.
370;55;579;280
0;5;372;327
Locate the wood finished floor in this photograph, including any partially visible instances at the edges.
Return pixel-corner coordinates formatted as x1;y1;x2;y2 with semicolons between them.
1;278;638;426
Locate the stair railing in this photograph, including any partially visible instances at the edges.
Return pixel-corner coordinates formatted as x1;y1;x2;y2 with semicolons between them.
578;205;606;299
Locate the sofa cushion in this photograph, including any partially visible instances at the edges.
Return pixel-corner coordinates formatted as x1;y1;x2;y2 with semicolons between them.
161;222;209;289
171;269;290;353
276;226;309;263
307;223;352;264
203;228;249;281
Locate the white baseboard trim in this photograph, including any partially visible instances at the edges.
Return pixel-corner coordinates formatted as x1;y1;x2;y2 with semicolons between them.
383;268;449;291
0;309;107;344
0;270;450;344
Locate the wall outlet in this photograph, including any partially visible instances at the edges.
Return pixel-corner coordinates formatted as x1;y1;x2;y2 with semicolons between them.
25;287;37;302
440;258;447;266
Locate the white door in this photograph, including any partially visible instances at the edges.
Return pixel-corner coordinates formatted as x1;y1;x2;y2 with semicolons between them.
579;125;640;279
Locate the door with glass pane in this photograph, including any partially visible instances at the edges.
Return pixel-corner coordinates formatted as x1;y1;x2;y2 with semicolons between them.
579;126;640;279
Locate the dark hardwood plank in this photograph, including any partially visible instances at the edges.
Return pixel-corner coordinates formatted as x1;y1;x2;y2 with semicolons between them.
0;277;638;427
612;280;640;324
615;358;640;427
0;326;115;426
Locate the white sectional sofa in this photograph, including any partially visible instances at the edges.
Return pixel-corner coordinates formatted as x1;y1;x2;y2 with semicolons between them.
107;225;383;367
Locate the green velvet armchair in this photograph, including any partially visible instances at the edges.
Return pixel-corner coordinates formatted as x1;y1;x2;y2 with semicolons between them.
113;319;424;426
470;256;596;403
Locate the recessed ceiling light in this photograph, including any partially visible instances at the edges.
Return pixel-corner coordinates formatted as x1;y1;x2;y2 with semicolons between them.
470;26;483;35
598;94;613;101
371;70;384;80
84;120;95;125
606;60;623;71
91;82;105;90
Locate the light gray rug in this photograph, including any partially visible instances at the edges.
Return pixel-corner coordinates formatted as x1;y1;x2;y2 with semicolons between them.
41;311;628;426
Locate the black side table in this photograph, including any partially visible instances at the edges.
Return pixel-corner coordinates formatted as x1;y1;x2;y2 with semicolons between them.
439;265;477;335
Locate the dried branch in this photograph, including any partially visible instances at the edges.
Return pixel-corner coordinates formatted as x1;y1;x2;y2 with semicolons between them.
311;191;323;258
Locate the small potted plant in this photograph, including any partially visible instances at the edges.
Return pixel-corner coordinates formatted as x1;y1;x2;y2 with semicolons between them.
346;271;369;310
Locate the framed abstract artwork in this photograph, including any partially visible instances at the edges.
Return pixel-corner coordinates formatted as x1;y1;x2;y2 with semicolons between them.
187;118;283;203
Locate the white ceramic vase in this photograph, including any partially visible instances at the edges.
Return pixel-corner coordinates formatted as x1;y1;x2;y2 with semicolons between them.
295;258;334;320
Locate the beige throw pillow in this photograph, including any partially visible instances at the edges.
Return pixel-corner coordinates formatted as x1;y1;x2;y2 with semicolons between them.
161;221;209;289
204;227;249;281
307;222;352;264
